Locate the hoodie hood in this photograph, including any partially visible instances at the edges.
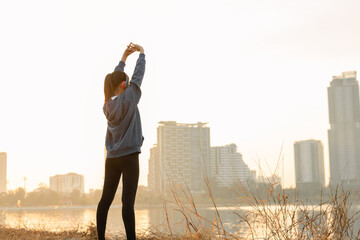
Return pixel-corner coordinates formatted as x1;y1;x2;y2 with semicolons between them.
103;93;137;151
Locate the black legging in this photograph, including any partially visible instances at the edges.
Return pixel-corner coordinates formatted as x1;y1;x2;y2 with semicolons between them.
96;152;139;240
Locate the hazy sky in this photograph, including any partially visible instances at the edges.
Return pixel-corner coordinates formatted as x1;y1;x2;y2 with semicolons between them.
1;0;360;192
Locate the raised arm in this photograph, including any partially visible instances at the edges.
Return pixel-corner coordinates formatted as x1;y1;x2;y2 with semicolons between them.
114;43;136;72
123;44;146;104
130;53;146;87
127;43;145;87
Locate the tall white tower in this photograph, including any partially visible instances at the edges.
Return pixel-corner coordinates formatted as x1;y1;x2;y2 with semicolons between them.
327;71;360;185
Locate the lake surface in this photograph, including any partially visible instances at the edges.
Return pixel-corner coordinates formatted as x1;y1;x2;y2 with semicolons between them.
0;204;254;238
1;204;359;238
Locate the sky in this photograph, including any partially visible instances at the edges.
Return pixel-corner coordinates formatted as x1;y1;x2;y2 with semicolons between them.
1;0;360;192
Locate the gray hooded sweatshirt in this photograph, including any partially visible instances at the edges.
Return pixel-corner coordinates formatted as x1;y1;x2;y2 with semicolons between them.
103;53;146;158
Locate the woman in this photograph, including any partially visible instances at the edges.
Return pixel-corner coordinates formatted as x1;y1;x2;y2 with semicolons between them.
97;42;146;240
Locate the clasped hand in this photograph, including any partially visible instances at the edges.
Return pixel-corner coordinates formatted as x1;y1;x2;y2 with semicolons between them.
123;42;144;57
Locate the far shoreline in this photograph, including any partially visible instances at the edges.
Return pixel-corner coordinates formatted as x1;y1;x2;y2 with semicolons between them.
0;201;329;211
0;203;236;211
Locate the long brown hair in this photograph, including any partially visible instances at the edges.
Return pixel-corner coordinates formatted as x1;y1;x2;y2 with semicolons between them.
104;71;127;103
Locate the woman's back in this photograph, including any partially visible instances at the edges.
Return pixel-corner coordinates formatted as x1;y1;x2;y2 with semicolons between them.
103;53;146;158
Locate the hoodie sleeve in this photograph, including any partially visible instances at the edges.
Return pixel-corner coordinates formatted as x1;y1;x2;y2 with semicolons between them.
130;53;146;87
123;53;146;105
114;60;126;72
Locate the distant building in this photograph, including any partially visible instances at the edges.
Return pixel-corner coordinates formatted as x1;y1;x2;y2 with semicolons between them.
50;173;84;194
147;144;160;193
0;152;7;193
157;121;210;194
327;71;360;185
210;144;255;187
294;140;325;187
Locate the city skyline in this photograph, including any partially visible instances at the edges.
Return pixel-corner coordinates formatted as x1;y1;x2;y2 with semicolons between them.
2;76;360;193
2;69;360;192
1;0;360;192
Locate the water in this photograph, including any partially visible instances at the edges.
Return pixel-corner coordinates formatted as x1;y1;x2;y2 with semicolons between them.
0;204;250;237
1;204;359;238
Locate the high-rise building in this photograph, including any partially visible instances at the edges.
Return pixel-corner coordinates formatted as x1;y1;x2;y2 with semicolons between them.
327;71;360;185
147;144;160;193
210;144;255;187
294;140;325;187
50;173;85;194
157;121;210;194
0;152;7;193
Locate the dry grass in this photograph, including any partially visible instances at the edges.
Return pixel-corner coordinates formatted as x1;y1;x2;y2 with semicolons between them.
0;221;97;240
0;223;219;240
231;181;360;239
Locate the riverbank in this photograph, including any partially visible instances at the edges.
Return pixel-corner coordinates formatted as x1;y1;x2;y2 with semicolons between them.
0;224;96;240
0;224;211;240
